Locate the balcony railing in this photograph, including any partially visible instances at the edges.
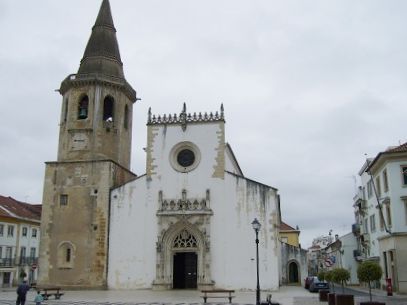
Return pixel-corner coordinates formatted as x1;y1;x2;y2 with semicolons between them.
0;257;38;267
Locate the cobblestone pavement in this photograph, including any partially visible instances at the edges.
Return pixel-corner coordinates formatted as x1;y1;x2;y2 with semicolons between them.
0;286;406;305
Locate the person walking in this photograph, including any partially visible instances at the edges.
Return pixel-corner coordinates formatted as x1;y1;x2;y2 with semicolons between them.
16;280;30;305
34;290;44;305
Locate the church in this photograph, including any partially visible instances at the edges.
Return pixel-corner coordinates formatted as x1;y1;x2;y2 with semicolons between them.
38;0;281;290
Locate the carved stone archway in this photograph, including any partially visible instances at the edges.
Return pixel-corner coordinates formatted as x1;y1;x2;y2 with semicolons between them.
153;218;213;289
153;189;214;290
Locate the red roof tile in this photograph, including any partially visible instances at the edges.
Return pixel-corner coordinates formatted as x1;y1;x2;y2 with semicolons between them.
386;142;407;153
0;195;41;221
280;221;297;231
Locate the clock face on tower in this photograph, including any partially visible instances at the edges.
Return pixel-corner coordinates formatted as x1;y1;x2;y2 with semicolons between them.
170;142;201;173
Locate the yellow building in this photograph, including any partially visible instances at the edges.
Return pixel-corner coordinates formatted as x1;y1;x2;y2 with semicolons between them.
279;222;300;247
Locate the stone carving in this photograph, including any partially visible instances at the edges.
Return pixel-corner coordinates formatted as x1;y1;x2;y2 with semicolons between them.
148;103;225;126
158;189;211;213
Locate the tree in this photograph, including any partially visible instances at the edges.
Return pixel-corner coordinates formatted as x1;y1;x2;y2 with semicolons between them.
325;270;335;293
357;261;383;302
19;270;27;279
332;268;351;294
318;270;326;282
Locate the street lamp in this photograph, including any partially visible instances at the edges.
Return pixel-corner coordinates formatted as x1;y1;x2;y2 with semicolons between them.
252;218;261;305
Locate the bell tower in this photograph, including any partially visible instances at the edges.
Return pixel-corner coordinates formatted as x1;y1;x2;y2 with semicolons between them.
38;0;137;288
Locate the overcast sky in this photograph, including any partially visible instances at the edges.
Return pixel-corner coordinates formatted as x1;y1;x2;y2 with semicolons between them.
1;0;406;248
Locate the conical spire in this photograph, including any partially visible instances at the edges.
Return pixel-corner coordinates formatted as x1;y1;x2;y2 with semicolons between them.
77;0;124;78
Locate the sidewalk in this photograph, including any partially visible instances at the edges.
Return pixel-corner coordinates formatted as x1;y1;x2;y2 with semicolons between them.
0;286;314;305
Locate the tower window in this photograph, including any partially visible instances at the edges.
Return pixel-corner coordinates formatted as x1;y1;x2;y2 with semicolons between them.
103;96;114;122
66;248;71;262
57;241;75;269
63;98;69;123
60;194;68;206
124;104;129;129
78;95;89;120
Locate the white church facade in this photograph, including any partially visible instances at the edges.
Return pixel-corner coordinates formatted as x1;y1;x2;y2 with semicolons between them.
38;0;282;290
108;105;281;290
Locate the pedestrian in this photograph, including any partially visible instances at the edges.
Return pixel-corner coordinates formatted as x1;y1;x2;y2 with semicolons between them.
16;280;30;305
34;290;44;305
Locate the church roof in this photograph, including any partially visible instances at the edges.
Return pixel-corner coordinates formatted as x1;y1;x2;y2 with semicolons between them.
77;0;124;79
0;195;41;222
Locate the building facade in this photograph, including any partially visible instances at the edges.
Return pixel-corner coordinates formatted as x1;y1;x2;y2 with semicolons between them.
39;0;282;290
353;143;407;293
0;196;41;287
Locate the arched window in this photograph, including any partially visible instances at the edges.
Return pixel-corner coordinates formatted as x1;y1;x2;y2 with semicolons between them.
124;105;129;129
63;98;69;123
103;96;114;122
57;241;75;269
78;95;89;120
173;229;197;248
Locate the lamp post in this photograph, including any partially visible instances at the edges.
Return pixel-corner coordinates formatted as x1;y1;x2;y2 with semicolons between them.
252;218;261;305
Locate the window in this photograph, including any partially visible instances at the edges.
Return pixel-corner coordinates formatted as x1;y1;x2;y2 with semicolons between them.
383;169;389;192
22;227;27;237
367;180;373;198
376;176;381;197
20;247;26;263
103;96;114;122
30;247;36;258
281;237;288;243
386;202;392;227
379;212;385;231
402;166;407;186
173;229;197;248
7;225;14;237
32;228;37;238
0;224;3;236
370;214;376;232
124;104;129;129
63;98;69;123
78;95;89;120
5;246;12;258
57;242;75;268
364;218;368;233
66;248;71;262
60;194;68;206
404;199;407;225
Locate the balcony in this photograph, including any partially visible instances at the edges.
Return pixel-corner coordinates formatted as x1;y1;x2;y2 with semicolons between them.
353;249;361;257
0;257;38;268
360;233;370;244
352;223;360;235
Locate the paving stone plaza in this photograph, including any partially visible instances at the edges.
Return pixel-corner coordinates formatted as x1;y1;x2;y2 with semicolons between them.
1;286;407;305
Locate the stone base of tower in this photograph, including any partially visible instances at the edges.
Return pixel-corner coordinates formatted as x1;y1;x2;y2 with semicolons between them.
38;160;136;289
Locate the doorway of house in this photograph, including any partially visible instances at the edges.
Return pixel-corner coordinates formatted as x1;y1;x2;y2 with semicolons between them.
173;252;197;289
288;261;299;284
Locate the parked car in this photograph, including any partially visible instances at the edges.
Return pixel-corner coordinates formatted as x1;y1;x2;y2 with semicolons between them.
308;276;329;292
304;276;314;289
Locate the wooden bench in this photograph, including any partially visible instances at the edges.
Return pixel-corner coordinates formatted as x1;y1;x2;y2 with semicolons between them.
201;289;235;303
38;287;64;300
